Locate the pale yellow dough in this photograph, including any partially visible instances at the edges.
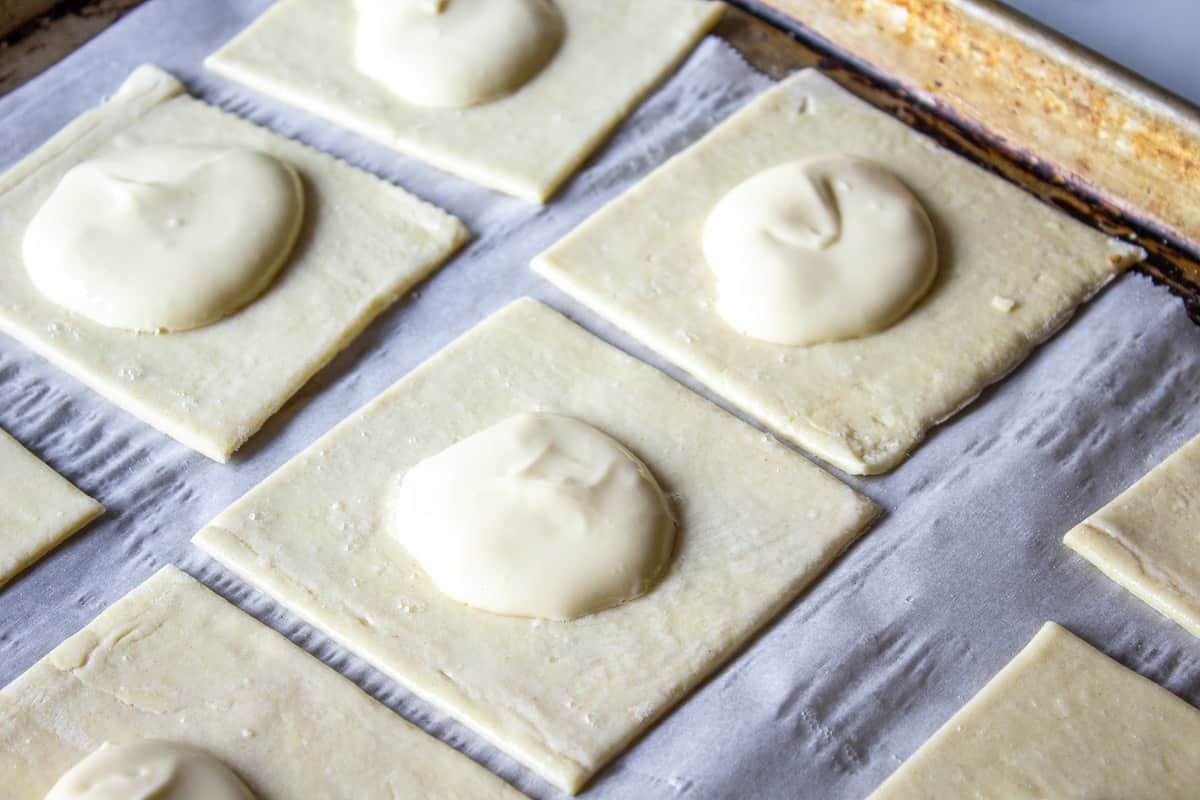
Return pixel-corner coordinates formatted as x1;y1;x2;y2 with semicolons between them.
0;427;103;589
534;69;1145;475
0;65;468;461
1065;432;1200;640
205;0;724;202
0;566;525;799
868;622;1200;799
193;298;878;793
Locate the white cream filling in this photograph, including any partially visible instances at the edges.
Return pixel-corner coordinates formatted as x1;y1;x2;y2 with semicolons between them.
352;0;563;109
44;741;255;800
23;145;304;333
389;412;675;620
702;155;938;346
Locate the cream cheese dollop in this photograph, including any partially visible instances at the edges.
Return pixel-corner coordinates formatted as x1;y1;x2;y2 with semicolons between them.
389;412;675;620
702;156;938;346
352;0;563;109
23;145;304;333
44;741;255;800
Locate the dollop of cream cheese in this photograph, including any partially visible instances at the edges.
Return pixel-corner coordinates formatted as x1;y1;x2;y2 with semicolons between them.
352;0;563;108
390;412;675;620
23;145;304;333
702;156;938;346
44;741;255;800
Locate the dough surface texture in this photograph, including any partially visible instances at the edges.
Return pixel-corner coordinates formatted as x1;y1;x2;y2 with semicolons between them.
193;298;878;793
0;65;468;461
352;0;563;109
205;0;723;202
0;566;525;799
0;427;103;589
868;622;1200;799
534;69;1144;474
1065;432;1200;639
44;741;254;800
391;411;675;620
23;145;304;333
702;156;936;346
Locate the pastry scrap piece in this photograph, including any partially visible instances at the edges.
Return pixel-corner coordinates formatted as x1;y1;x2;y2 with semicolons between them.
534;69;1145;475
0;427;102;589
193;298;878;793
868;622;1200;799
0;566;525;799
0;65;468;462
1065;432;1200;639
205;0;724;202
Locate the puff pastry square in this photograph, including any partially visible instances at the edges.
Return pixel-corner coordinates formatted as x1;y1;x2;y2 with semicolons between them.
0;566;524;798
205;0;724;202
0;65;468;461
1065;432;1200;639
534;69;1145;474
0;427;102;588
194;298;877;793
868;622;1200;798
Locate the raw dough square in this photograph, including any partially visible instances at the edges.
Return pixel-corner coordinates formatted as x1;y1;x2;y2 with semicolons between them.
534;69;1145;475
0;427;102;589
0;566;524;798
868;622;1200;798
205;0;724;202
193;298;878;793
1065;432;1200;639
873;623;1200;796
0;65;468;462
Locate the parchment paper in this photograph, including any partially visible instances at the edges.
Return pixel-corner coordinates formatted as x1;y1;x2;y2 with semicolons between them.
2;2;1199;798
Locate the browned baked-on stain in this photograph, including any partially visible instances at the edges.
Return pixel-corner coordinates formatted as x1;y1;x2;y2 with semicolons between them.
719;1;1200;321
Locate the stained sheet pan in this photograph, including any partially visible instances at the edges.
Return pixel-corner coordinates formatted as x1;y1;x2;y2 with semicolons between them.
1;2;1199;798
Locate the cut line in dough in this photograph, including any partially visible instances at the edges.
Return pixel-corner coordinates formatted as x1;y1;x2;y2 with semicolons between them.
193;297;878;793
534;69;1144;475
0;566;525;799
0;427;103;589
867;621;1200;799
1065;431;1200;640
205;0;724;202
0;65;468;461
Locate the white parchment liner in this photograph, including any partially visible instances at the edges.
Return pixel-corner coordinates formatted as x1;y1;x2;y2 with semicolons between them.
1;2;1198;798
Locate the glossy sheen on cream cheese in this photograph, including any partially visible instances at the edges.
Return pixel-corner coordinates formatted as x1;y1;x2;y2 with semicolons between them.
702;156;938;346
390;412;675;620
44;741;255;800
23;145;304;333
352;0;563;109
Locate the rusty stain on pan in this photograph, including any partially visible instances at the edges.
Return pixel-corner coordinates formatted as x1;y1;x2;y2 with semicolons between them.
716;1;1200;321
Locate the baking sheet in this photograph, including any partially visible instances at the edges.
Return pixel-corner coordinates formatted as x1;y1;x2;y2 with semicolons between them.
2;1;1199;798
